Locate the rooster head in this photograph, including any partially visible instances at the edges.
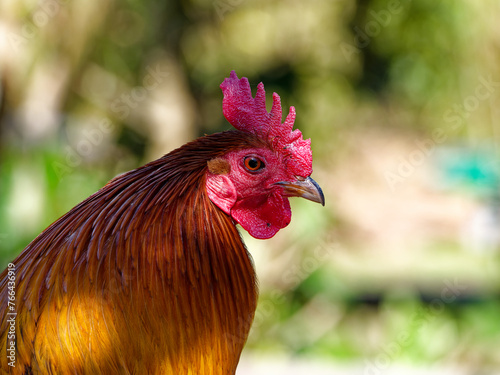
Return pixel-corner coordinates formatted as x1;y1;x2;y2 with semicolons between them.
206;71;324;239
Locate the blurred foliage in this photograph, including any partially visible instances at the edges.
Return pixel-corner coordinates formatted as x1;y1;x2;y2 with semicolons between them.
1;0;500;371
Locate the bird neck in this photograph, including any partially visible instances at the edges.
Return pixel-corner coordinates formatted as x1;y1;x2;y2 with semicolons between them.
99;151;259;372
4;132;261;374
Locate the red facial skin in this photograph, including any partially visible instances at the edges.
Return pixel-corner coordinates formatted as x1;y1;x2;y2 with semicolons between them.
206;147;296;239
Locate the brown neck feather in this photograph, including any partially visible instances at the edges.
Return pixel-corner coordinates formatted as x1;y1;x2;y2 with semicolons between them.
1;131;261;374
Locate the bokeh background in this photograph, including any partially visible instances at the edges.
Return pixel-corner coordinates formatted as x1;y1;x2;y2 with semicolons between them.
1;0;500;373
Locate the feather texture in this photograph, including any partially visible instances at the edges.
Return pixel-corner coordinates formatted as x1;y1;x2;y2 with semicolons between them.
0;130;262;374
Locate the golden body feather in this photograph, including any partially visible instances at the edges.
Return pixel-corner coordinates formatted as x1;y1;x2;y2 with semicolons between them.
0;131;260;374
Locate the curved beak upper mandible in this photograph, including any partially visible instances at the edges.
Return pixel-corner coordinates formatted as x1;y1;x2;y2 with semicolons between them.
274;176;325;206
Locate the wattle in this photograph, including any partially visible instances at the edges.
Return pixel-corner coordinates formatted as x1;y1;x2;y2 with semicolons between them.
230;193;292;239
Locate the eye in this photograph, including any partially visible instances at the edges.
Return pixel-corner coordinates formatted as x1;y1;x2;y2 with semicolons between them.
243;156;265;172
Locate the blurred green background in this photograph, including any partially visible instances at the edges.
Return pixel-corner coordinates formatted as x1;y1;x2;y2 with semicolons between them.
1;0;500;373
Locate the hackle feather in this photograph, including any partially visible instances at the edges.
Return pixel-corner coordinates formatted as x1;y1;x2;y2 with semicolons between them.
0;131;261;374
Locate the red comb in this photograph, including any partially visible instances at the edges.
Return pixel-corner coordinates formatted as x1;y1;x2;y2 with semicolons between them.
220;71;312;177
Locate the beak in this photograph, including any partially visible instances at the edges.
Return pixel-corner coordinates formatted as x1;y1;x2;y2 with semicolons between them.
274;176;325;206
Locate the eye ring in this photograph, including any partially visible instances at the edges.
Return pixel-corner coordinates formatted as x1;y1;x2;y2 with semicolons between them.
243;156;265;172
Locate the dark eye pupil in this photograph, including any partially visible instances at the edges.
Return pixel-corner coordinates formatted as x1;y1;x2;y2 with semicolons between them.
248;158;259;169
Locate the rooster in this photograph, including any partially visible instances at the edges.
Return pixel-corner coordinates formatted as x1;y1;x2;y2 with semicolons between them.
0;71;324;374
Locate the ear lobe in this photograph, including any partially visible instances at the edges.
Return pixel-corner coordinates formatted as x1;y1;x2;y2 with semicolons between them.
206;174;237;214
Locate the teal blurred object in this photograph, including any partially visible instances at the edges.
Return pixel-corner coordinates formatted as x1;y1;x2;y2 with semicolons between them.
433;144;500;197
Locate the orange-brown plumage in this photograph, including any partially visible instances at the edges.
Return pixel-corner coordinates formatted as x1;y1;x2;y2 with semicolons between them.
1;132;262;374
0;72;323;374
